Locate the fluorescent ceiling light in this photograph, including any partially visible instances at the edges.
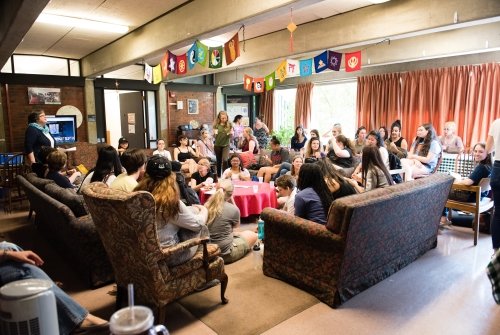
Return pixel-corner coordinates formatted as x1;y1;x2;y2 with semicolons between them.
36;13;129;34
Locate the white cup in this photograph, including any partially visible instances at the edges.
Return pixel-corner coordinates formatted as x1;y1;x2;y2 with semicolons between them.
110;306;168;335
269;181;274;188
258;176;263;183
253;185;258;193
205;177;213;186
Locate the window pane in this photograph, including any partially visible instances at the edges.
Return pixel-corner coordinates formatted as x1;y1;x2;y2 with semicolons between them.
273;88;296;130
1;58;12;73
311;81;357;140
69;60;80;77
13;55;68;75
147;91;157;148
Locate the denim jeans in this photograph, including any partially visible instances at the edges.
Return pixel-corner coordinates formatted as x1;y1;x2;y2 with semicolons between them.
0;242;87;335
274;162;291;180
490;162;500;249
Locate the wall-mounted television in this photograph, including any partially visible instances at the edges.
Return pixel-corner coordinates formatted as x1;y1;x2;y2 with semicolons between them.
46;115;77;144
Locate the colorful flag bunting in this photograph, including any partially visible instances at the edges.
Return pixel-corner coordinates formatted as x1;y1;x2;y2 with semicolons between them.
345;51;361;72
160;53;169;78
265;72;276;91
153;65;162;84
144;64;152;83
196;41;208;66
299;59;313;76
327;51;342;71
187;43;198;70
286;59;300;77
243;75;253;91
253;78;264;93
177;54;187;75
209;46;223;69
168;51;177;74
276;60;287;83
314;51;328;73
224;32;240;65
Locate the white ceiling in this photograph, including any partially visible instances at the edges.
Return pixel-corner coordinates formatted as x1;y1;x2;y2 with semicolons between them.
10;0;381;79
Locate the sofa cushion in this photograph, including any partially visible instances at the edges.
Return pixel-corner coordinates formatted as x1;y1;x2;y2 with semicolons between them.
44;183;88;217
25;173;55;190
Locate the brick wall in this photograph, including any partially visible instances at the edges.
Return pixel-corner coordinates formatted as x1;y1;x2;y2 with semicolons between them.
1;84;87;152
167;91;215;146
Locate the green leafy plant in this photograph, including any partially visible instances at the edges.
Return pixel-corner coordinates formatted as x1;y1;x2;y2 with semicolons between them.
270;125;295;147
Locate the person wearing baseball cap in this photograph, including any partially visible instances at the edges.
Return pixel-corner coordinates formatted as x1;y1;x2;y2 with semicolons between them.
134;155;209;266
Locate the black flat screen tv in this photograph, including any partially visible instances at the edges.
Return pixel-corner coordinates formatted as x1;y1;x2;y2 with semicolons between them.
46;115;77;144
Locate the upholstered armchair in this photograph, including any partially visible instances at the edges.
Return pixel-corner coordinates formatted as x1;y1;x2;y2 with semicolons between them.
82;182;228;323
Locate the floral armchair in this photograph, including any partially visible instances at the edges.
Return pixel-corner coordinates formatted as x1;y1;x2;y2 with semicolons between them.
82;182;228;323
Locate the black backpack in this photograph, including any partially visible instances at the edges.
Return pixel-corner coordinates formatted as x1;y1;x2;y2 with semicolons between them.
175;173;200;206
388;152;403;184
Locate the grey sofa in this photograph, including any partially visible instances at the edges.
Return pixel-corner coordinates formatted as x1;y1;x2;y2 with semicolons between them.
18;173;114;287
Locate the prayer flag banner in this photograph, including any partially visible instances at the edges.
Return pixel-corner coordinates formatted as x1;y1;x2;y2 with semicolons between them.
276;60;287;82
243;75;253;91
196;41;208;66
265;72;276;91
299;59;313;76
153;64;162;84
224;32;240;65
187;43;198;70
253;77;264;93
286;59;300;77
160;53;169;77
314;51;328;73
345;51;361;72
168;51;177;74
327;50;342;71
177;54;187;75
144;63;152;83
209;46;223;69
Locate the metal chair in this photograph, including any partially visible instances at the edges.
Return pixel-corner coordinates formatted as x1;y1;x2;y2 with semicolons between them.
0;153;26;213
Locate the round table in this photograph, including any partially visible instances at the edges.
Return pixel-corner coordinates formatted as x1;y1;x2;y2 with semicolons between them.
199;181;277;217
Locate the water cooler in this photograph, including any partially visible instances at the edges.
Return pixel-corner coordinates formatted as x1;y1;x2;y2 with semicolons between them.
0;278;59;335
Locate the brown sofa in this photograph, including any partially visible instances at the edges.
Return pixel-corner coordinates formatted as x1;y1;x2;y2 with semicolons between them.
18;173;114;287
261;173;454;308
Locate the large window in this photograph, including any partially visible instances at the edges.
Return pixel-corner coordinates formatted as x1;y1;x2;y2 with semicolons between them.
273;81;357;139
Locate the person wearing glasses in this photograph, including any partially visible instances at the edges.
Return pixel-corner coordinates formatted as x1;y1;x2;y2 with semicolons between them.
221;154;251;181
275;174;297;215
25;110;55;165
439;121;464;153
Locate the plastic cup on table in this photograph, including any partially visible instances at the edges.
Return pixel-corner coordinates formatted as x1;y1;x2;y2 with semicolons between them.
253;185;258;193
258;176;263;183
269;181;274;188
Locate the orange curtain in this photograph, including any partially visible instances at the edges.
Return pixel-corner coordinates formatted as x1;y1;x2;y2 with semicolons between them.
259;89;274;130
295;82;314;128
357;63;500;148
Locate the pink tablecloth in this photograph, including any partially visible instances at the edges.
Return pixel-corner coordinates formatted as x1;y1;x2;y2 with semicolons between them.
199;181;277;217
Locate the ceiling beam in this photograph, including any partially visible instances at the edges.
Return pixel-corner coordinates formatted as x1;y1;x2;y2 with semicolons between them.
0;0;49;68
81;0;324;77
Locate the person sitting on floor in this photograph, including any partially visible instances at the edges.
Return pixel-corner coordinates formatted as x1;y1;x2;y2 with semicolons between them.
221;154;251;181
256;136;290;183
275;174;297;215
134;155;208;266
204;179;257;264
110;148;147;192
79;145;122;192
45;150;81;189
190;158;218;192
174;134;198;176
294;163;334;225
0;241;109;335
349;146;394;192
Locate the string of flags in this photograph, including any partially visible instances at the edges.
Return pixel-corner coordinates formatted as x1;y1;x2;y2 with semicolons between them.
243;50;362;93
143;31;241;84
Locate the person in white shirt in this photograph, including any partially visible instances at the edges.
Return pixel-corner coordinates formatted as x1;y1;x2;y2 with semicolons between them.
275;174;297;215
110;149;147;192
152;139;172;160
221;154;251;181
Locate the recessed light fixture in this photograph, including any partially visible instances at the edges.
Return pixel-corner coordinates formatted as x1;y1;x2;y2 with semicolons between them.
36;13;129;34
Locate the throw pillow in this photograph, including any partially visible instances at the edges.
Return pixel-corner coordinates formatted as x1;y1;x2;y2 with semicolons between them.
239;152;256;169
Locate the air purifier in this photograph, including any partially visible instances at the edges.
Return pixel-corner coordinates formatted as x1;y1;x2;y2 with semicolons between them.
0;278;59;335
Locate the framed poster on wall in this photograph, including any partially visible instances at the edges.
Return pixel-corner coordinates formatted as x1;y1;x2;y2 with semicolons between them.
28;87;61;105
187;99;199;114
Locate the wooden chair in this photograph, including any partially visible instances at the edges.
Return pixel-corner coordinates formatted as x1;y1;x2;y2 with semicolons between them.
446;178;493;246
82;182;228;323
0;153;26;213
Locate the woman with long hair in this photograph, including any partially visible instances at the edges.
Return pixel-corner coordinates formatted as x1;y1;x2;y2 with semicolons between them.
232;114;245;150
213;111;233;176
221;154;251;181
290;125;307;152
134;155;208;266
304;138;325;161
204;179;257;264
328;134;355;169
240;127;259;154
79;145;122;192
350;146;393;192
352;126;367;156
253;116;270;149
317;158;358;198
386;120;408;159
378;126;389;142
401;123;442;180
286;155;304;180
174;134;199;175
196;128;216;163
294;163;334;225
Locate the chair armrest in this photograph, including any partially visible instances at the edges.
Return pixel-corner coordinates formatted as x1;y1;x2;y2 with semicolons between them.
450;183;480;192
160;237;208;258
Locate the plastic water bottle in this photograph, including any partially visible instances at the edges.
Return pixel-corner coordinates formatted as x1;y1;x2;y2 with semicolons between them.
257;217;265;241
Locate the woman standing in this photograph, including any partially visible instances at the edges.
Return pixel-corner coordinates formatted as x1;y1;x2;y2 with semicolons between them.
24;110;55;165
350;146;393;192
205;179;257;264
174;135;199;175
213;111;233;176
153;139;172;160
253;116;270;149
386;120;408;159
221;154;251;181
232;115;245;150
134;155;208;266
486;119;500;254
290;126;307;152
